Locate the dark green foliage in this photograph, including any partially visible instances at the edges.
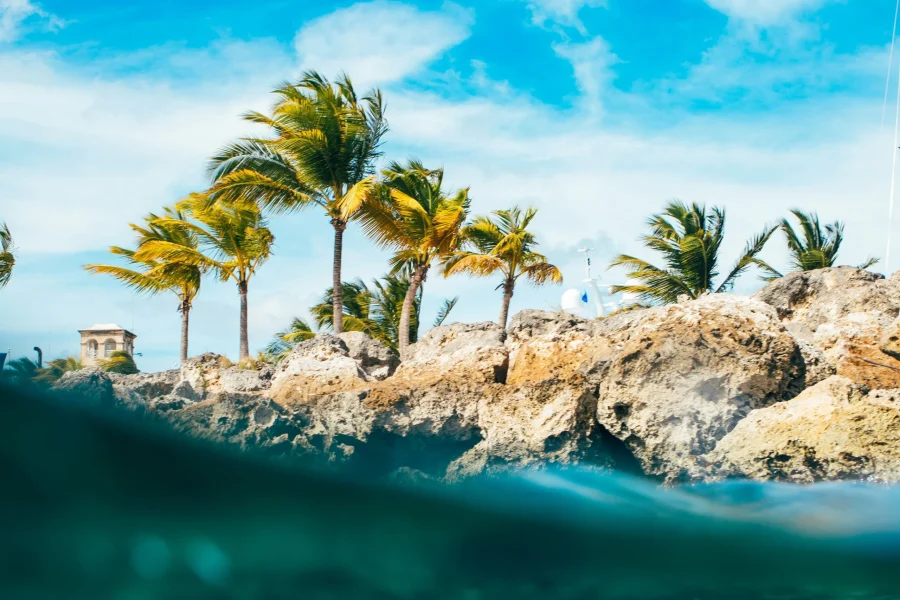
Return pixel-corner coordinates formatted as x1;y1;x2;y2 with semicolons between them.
100;351;139;375
610;201;777;305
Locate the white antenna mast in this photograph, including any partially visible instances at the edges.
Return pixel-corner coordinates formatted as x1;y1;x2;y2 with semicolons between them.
888;45;900;274
883;0;900;126
577;247;606;317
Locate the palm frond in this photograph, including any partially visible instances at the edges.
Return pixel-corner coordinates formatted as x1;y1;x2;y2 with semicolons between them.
433;296;459;327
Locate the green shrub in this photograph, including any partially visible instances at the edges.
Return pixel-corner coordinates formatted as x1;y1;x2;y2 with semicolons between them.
101;351;139;375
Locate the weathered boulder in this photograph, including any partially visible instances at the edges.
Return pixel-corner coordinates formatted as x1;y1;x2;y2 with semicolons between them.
591;295;804;483
53;368;115;406
796;338;837;388
447;380;627;480
109;370;179;407
179;353;231;399
393;322;508;385
880;316;900;359
219;365;274;394
708;376;900;483
338;331;398;380
270;336;368;405
168;393;306;456
754;267;900;388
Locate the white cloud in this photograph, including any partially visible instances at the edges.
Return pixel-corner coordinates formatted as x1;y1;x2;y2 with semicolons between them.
294;1;473;89
703;0;831;25
0;42;293;254
523;0;607;33
552;36;618;117
0;0;63;43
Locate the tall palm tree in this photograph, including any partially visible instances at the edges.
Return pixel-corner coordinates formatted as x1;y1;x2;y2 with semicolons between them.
0;221;15;290
359;160;470;358
208;71;387;335
135;195;274;360
766;209;878;277
444;206;563;329
609;201;777;305
84;208;202;363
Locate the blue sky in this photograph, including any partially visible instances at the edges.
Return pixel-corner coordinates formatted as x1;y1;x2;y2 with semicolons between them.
0;0;896;371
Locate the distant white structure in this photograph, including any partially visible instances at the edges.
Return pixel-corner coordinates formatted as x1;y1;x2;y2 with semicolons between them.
560;248;639;318
79;323;136;367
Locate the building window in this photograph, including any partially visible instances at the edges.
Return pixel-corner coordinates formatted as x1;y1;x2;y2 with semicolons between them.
104;339;117;357
87;340;98;358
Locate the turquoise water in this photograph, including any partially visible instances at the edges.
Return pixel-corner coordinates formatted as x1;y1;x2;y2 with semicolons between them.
1;382;899;599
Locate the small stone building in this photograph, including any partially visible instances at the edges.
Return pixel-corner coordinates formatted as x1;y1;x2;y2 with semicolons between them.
79;324;136;367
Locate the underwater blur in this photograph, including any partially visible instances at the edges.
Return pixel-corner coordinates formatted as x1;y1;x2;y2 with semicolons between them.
1;382;899;600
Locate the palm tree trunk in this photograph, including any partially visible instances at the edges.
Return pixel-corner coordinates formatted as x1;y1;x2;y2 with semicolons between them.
239;280;249;360
499;279;514;330
331;219;346;334
399;265;427;360
180;301;190;363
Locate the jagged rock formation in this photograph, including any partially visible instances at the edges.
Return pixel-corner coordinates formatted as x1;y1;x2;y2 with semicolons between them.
754;267;900;389
50;267;900;485
707;376;900;483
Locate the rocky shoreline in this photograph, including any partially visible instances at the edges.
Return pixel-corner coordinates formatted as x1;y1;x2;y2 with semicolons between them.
53;267;900;485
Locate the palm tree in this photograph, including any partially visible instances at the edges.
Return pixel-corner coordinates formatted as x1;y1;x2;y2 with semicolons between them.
33;357;83;385
0;221;15;290
609;201;777;305
311;274;437;351
208;71;387;335
84;208;202;363
135;195;274;360
359;160;470;358
3;357;39;386
766;210;878;277
101;350;139;374
261;318;316;363
444;206;563;329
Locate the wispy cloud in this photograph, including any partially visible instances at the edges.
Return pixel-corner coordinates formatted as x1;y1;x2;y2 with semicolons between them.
0;0;63;43
552;35;618;117
294;0;473;89
702;0;832;26
522;0;607;34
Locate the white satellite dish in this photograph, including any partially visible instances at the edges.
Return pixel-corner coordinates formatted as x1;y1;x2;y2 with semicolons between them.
561;288;586;314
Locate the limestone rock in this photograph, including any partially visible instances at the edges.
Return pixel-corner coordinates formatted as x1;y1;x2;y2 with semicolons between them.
754;267;900;388
708;376;900;483
270;336;367;405
339;331;398;380
591;295;804;483
394;322;508;385
179;353;231;398
796;338;837;389
109;370;179;407
505;310;603;385
53;368;115;407
879;316;900;359
219;365;273;394
447;380;626;480
168;393;305;455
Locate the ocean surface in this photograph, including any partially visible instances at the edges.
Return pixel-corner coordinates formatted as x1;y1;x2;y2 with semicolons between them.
1;382;899;599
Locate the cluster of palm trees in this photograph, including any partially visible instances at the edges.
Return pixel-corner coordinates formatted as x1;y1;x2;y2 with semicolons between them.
85;72;563;364
611;202;876;305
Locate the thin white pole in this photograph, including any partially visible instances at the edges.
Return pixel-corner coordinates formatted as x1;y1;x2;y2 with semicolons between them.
886;56;900;273
883;0;900;126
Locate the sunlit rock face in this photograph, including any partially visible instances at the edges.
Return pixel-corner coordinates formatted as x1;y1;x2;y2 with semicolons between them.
707;376;900;484
754;267;900;389
49;269;900;485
